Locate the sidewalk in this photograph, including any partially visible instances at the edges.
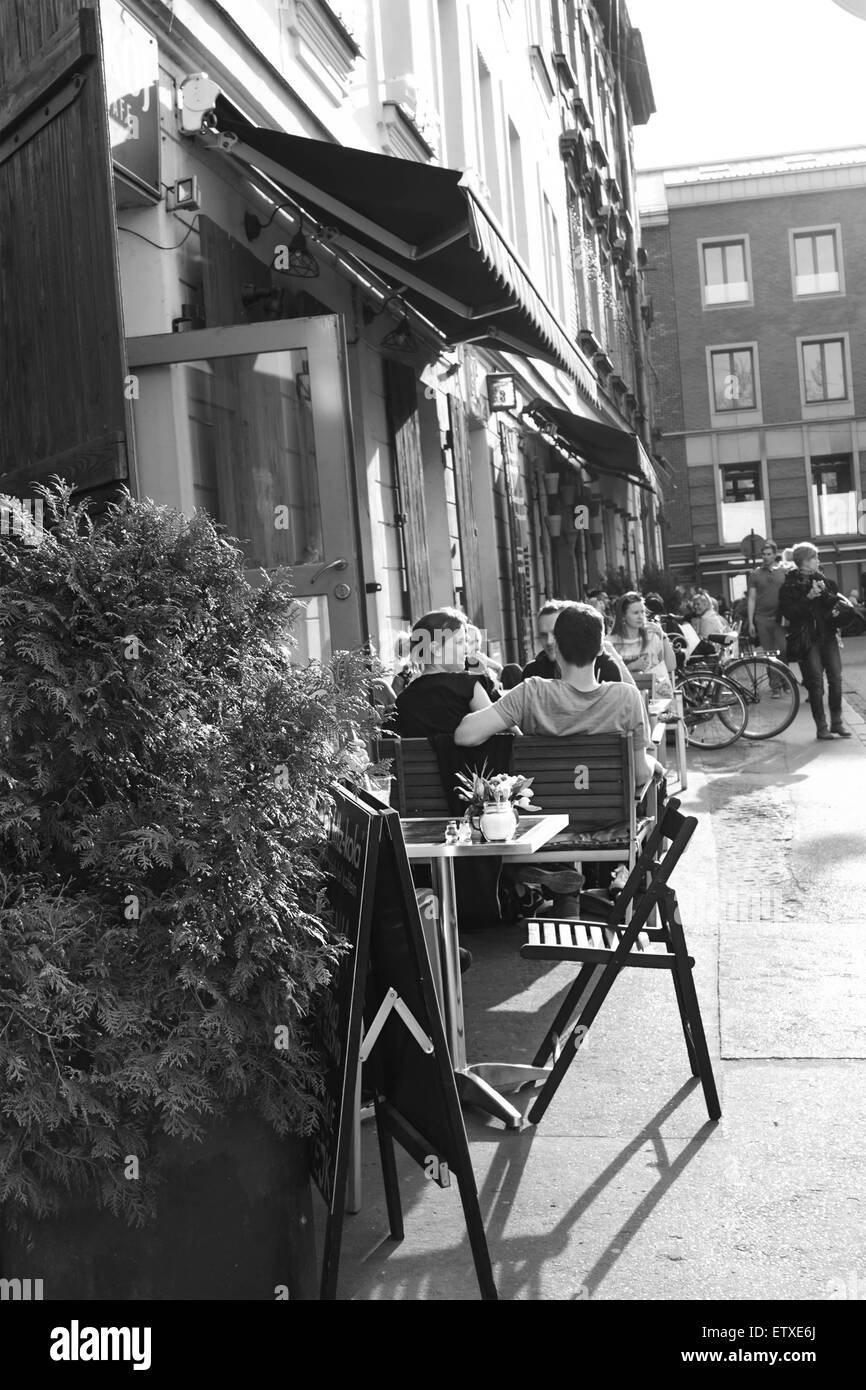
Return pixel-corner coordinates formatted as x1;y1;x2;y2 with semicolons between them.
335;697;866;1300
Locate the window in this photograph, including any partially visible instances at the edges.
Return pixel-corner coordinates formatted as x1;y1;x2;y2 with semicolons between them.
709;346;757;412
719;463;765;544
477;53;501;214
800;337;848;403
792;228;842;296
699;237;751;306
508;121;529;258
542;193;563;316
811;454;857;535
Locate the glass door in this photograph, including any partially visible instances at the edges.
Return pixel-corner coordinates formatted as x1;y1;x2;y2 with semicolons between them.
126;316;363;657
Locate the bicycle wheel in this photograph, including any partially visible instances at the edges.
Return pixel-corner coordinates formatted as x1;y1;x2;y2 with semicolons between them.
678;673;748;749
723;656;800;740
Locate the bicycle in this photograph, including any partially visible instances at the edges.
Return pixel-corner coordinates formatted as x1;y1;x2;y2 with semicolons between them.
673;668;748;749
684;630;800;740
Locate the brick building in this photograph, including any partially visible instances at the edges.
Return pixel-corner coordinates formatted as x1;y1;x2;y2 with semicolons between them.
638;149;866;602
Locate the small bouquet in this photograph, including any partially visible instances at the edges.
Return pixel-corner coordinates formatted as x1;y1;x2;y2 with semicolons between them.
454;761;540;817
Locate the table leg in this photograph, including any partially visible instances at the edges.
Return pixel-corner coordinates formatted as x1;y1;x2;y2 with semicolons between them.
430;858;467;1071
430;859;550;1130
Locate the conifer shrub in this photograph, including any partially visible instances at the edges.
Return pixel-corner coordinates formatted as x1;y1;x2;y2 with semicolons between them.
0;483;381;1233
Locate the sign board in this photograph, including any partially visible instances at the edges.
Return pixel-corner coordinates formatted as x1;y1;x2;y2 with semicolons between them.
740;531;765;561
101;0;160;206
312;785;496;1301
486;373;517;411
308;791;378;1212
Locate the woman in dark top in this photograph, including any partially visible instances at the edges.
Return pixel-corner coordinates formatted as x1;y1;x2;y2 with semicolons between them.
777;541;851;740
395;610;498;737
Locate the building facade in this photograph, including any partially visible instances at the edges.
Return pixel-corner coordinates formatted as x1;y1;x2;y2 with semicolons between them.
0;0;660;671
639;149;866;601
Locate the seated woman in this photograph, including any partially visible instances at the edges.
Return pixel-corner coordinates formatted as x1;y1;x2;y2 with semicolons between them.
464;622;504;689
395;609;497;736
691;592;732;641
608;591;676;697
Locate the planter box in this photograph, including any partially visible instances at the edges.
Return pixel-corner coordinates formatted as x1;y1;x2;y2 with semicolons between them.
0;1110;317;1300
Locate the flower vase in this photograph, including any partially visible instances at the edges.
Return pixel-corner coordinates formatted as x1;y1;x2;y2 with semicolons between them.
479;801;518;843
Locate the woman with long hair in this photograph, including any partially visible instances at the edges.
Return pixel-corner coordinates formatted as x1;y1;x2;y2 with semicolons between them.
609;591;676;696
777;542;851;741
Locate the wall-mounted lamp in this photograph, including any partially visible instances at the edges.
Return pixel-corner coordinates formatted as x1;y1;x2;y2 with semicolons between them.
363;294;418;353
276;224;319;278
244;202;297;241
241;284;289;318
167;176;201;211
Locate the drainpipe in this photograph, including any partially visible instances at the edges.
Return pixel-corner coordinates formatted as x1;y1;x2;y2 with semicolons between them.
610;0;658;569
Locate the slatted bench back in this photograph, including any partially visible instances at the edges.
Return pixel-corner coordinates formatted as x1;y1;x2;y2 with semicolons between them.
510;733;635;833
389;738;451;815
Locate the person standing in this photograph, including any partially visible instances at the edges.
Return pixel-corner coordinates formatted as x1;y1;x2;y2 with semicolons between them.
747;541;787;658
777;543;851;741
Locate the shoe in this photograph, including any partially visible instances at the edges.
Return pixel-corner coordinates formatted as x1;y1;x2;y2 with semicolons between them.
830;722;853;739
816;725;834;740
523;868;585;894
770;689;782;699
459;946;472;973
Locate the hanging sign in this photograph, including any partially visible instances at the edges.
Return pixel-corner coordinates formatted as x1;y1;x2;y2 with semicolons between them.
100;0;161;205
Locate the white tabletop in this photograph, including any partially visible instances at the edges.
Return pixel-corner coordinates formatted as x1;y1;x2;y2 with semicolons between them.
400;813;569;860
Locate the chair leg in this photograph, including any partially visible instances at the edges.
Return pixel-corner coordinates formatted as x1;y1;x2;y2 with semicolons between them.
665;894;721;1121
531;963;604;1067
528;960;623;1125
670;964;700;1077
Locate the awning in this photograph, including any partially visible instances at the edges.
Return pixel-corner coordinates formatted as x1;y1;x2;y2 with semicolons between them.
208;97;596;399
523;398;659;494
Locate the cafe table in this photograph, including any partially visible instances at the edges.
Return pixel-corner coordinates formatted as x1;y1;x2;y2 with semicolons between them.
400;812;569;1130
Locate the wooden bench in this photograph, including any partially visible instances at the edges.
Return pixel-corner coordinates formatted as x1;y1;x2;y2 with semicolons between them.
376;733;653;869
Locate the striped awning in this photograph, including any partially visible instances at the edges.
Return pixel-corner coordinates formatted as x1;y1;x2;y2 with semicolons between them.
523;398;660;495
209;97;597;400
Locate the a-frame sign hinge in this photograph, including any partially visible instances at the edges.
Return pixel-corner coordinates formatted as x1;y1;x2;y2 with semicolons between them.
359;986;434;1062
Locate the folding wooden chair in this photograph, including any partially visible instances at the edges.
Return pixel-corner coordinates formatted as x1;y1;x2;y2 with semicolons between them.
520;797;720;1126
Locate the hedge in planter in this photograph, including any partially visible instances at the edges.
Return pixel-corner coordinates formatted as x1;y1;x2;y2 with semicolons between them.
0;483;381;1296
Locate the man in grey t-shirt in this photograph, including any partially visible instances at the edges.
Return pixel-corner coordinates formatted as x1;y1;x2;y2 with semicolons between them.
455;603;662;789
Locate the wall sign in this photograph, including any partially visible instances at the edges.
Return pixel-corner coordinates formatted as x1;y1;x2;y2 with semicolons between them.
100;0;160;206
486;373;517;412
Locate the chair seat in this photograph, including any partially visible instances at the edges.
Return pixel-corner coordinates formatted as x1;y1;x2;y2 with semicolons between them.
522;917;690;968
539;815;653;852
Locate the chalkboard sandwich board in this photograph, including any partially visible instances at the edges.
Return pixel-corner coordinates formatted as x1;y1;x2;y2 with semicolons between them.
310;784;497;1301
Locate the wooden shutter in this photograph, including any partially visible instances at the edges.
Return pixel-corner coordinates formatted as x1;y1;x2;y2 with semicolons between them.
0;3;131;497
447;395;483;624
384;360;432;617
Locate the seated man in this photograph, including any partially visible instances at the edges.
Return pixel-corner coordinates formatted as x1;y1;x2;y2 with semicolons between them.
455;603;663;792
523;599;635;686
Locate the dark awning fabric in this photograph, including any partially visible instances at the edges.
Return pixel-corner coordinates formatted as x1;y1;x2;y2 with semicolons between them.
210;97;596;397
524;397;659;494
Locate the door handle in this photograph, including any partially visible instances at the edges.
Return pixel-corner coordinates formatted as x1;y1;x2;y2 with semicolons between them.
311;557;349;584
